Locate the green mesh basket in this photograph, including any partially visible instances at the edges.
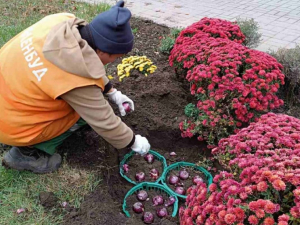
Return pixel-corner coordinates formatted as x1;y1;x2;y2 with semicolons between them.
120;150;168;185
122;182;179;217
161;162;213;199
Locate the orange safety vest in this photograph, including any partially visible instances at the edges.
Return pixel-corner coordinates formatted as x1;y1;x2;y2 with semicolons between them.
0;13;104;146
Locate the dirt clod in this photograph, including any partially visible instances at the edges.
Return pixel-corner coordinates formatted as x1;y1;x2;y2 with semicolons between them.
39;192;58;209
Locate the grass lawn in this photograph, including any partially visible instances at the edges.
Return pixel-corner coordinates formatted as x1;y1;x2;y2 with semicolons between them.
0;0;110;224
0;0;111;47
0;160;101;225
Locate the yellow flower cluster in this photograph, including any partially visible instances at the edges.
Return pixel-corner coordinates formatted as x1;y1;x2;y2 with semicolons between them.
117;56;157;81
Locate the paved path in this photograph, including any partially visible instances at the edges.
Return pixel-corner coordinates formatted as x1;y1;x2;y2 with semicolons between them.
81;0;300;52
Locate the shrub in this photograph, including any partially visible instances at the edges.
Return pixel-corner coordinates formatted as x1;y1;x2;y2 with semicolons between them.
270;45;300;106
236;17;262;48
159;36;176;55
159;27;183;55
170;27;182;38
173;34;284;146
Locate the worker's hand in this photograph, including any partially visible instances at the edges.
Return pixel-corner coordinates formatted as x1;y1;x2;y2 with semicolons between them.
106;88;134;116
131;135;150;156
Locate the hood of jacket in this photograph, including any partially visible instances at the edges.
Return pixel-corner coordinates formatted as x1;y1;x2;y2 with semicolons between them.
43;17;106;80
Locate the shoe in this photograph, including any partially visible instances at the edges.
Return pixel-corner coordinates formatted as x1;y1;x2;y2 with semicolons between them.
2;147;62;174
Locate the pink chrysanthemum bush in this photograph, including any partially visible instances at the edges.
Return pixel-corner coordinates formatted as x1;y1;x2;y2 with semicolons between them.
171;30;284;146
180;113;300;224
212;113;300;174
180;169;300;225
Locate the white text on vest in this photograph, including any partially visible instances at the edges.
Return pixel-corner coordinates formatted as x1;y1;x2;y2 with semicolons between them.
20;27;48;82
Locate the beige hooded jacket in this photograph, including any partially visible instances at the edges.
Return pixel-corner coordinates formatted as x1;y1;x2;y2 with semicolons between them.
42;17;134;149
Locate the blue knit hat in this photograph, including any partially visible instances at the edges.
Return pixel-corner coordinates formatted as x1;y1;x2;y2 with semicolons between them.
89;1;134;54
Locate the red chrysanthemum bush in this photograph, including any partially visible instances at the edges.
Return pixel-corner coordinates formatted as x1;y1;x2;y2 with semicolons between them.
171;33;284;146
169;17;285;146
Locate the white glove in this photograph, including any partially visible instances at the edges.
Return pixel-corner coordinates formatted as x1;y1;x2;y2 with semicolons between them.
131;135;150;155
106;88;134;116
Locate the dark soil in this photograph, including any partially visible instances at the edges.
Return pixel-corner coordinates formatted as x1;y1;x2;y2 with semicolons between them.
125;153;164;183
59;17;210;225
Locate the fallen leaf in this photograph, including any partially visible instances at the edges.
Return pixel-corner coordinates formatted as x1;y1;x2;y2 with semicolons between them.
70;173;80;182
